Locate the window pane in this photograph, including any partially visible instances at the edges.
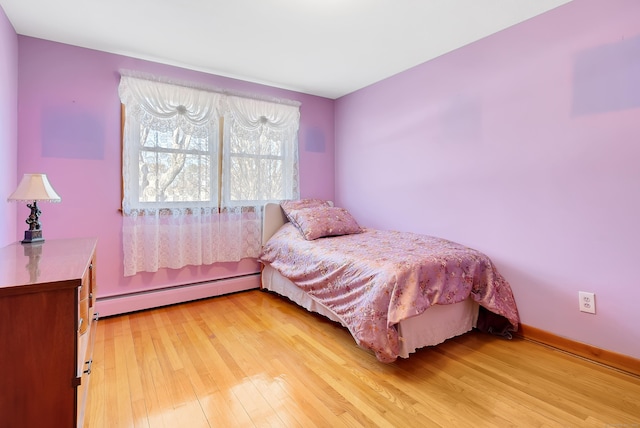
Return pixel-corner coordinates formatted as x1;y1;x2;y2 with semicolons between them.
142;129;210;152
189;136;209;152
229;156;256;201
230;133;284;156
261;129;283;156
229;155;285;202
135;124;214;205
266;139;283;156
165;153;212;202
259;158;284;200
141;129;172;149
139;150;212;203
140;128;154;148
230;132;259;155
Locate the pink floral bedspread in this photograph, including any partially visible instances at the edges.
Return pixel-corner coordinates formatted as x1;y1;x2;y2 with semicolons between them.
259;224;520;362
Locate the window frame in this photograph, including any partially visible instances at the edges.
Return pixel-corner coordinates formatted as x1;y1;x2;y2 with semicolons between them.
121;106;297;213
120;105;220;213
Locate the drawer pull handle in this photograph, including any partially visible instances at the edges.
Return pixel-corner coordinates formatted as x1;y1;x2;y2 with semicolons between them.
78;317;84;332
84;359;93;375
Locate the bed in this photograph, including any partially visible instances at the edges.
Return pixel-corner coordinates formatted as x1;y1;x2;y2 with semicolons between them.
258;200;520;362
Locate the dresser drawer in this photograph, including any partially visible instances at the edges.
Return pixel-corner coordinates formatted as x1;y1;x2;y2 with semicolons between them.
76;309;97;428
79;292;89;335
78;258;96;335
77;254;98;427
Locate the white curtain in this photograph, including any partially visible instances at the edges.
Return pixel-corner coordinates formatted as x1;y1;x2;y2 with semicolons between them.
222;95;300;205
119;75;299;276
216;96;301;271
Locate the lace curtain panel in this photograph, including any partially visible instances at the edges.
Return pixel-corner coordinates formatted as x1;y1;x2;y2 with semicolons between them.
119;75;299;276
121;207;262;275
222;95;300;206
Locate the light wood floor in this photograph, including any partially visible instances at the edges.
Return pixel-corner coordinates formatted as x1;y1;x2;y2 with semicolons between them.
84;290;640;427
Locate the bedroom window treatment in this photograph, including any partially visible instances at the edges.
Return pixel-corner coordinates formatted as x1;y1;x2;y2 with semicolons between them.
223;95;300;206
118;74;300;276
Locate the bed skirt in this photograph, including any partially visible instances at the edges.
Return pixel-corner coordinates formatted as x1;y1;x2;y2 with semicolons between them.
261;264;479;358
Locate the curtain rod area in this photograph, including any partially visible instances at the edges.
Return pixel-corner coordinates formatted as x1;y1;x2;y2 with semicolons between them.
118;69;302;108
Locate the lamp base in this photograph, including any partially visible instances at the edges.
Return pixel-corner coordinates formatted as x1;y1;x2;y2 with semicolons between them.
21;230;44;244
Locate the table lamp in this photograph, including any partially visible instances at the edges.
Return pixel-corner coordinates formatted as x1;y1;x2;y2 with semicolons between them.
7;173;62;244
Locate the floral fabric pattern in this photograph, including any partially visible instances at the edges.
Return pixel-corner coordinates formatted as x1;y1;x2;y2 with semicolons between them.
280;198;330;215
287;206;363;240
259;223;520;362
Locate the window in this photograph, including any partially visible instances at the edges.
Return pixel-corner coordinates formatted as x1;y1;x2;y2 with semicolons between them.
118;74;300;276
226;124;283;204
222;95;300;208
135;126;216;207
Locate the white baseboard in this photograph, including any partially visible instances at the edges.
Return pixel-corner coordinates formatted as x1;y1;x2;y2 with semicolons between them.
95;274;260;317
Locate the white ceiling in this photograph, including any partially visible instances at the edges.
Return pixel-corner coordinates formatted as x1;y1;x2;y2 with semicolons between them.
1;0;571;99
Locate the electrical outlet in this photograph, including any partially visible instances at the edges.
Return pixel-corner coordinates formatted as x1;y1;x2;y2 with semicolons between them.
579;291;596;314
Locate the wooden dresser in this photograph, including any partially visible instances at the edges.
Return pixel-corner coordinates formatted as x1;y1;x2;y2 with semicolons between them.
0;238;98;428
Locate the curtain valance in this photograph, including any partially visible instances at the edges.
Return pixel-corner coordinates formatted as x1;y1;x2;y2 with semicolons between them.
224;95;300;131
118;76;223;138
118;75;301;135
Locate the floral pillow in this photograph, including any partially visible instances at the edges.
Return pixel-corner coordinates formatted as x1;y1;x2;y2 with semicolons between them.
286;206;363;240
281;198;330;212
281;199;331;227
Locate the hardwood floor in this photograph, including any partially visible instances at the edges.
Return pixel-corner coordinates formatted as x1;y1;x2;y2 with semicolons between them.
84;290;640;427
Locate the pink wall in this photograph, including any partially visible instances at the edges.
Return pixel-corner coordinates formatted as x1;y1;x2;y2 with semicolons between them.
6;1;638;360
16;37;334;302
0;6;18;247
335;0;640;359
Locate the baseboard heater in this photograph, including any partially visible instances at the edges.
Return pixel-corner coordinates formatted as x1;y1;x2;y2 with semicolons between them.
96;273;261;317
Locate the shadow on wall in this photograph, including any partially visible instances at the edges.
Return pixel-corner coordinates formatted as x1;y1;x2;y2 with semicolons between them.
305;127;326;153
438;94;483;145
41;104;105;159
572;34;640;116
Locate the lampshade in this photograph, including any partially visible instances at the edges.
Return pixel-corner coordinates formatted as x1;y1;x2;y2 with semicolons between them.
7;174;62;203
